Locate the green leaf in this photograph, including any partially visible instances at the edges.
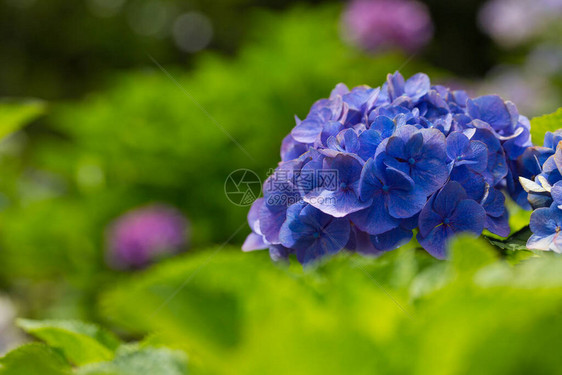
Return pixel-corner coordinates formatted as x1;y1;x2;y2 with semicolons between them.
483;226;532;253
0;343;71;375
0;99;46;140
17;319;120;366
76;345;188;375
530;107;562;145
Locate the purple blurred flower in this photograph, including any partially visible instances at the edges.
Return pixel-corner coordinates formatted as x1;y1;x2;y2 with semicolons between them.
341;0;433;53
106;204;189;269
479;0;562;47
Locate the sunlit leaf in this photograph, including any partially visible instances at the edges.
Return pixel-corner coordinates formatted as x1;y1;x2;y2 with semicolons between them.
530;107;562;145
17;319;120;366
0;343;71;375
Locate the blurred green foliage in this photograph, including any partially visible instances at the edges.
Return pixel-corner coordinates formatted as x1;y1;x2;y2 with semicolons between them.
84;239;562;374
0;321;188;375
3;237;562;374
0;99;46;140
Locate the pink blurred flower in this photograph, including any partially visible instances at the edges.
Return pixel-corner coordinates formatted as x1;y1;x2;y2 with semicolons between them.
341;0;433;53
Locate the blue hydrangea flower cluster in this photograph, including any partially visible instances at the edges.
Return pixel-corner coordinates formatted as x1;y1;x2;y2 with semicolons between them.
519;130;562;252
244;72;532;264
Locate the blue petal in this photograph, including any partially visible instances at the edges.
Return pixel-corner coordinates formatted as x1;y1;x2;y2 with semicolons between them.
404;132;424;156
371;225;413;252
460;140;488;171
269;245;293;262
295;217;350;265
385;136;406;159
529;206;562;237
417;225;454;259
385;167;425;218
348;226;384;256
291;117;323;143
448;199;486;235
418;194;443;237
446;132;470;160
281;134;308;161
433;182;467;217
304;187;371;218
384;166;415;191
467;95;512;131
527;233;557;251
483;188;506;218
551;181;562;207
370;116;396;138
405;73;430;100
410;157;450;195
349;197;400;235
358;158;383;201
357;129;383;161
486;210;510;238
278;202;308;248
387;71;405;101
318;121;344;147
248;198;264;234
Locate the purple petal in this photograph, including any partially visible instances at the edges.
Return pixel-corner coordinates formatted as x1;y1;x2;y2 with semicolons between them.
242;233;268;252
248;198;264;233
291;118;323;143
259;201;289;244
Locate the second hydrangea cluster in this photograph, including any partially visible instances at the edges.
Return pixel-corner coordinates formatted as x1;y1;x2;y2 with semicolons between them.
518;130;562;252
244;72;532;264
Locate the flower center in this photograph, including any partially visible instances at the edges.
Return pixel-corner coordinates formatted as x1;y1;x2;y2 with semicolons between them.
312;232;321;239
408;158;416;165
556;226;561;233
443;218;450;225
340;182;347;189
382;185;390;192
456;156;462;161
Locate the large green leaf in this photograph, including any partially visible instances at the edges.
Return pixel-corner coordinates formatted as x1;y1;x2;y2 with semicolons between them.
76;345;188;375
530;107;562;145
17;319;120;366
0;99;46;140
0;343;71;375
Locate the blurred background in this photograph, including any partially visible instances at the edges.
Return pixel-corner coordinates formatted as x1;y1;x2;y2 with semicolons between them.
1;0;562;371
